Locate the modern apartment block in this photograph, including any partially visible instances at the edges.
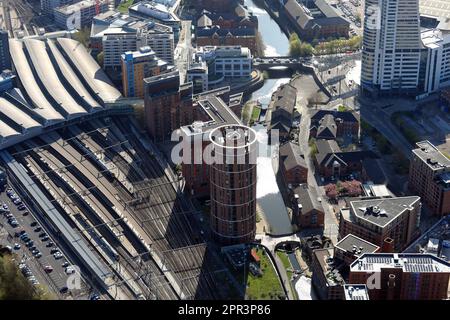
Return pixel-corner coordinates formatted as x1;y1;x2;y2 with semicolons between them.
338;196;422;252
121;46;170;98
144;71;193;141
0;30;11;71
349;253;450;300
91;11;175;69
194;46;253;79
420;29;450;94
54;0;109;29
361;0;422;95
409;141;450;217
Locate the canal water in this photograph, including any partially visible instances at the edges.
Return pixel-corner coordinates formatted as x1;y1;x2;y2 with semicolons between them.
246;0;294;236
244;0;291;107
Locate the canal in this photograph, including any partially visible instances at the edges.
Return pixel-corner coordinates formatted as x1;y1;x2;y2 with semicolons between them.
244;0;291;107
246;0;294;236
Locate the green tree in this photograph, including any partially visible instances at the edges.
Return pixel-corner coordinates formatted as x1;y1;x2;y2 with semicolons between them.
289;33;314;57
0;254;52;300
96;51;104;67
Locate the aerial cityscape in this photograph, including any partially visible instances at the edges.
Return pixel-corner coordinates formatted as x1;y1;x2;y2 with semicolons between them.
0;0;449;304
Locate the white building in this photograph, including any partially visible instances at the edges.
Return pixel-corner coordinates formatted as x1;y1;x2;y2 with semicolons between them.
129;1;181;42
361;0;422;95
420;29;450;94
54;0;109;29
195;46;252;79
91;11;174;68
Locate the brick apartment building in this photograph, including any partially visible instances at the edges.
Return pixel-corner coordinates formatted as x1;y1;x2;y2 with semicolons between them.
409;141;450;217
283;0;349;41
310;110;360;140
279;142;308;186
292;184;325;229
144;71;193;141
196;26;258;55
314;139;376;179
349;253;450;300
180;87;243;198
179;98;256;245
338;196;422;252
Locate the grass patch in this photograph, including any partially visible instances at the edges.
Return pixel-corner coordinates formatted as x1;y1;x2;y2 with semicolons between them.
309;138;318;157
118;0;134;13
251;106;261;124
246;248;284;300
337;105;349;112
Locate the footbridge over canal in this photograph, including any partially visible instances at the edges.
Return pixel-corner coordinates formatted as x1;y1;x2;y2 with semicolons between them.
253;56;312;71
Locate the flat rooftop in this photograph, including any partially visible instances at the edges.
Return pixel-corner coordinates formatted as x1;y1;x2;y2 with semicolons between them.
314;248;345;286
344;285;369;300
350;253;450;273
349;196;421;228
420;0;450;19
335;234;380;257
413;140;450;171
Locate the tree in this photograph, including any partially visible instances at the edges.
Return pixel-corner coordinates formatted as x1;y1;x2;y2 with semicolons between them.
289;33;313;57
96;51;104;67
73;27;91;47
0;254;52;300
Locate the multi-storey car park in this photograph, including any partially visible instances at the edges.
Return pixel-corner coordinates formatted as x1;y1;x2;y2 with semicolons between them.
0;33;232;300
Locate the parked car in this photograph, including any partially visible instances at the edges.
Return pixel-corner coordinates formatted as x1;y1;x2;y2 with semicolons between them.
44;266;53;273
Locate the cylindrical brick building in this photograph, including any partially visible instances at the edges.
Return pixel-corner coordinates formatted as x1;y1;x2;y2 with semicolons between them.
209;124;257;245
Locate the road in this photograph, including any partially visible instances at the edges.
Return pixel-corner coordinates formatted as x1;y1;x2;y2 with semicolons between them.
359;99;414;159
292;76;340;243
174;20;192;83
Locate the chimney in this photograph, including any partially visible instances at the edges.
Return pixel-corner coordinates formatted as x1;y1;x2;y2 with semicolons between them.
386;274;396;300
381;237;394;253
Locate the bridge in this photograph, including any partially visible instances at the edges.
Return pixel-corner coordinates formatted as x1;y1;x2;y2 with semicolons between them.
252;56;312;71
